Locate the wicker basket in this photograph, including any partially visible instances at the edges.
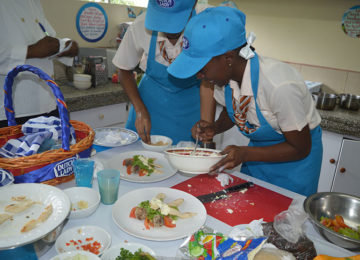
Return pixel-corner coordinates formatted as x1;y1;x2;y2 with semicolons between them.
0;65;94;185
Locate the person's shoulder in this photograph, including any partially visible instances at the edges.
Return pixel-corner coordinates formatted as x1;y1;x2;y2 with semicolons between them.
130;11;147;29
259;55;302;81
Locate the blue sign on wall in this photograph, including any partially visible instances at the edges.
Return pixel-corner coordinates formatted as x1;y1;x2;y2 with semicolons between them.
76;3;108;42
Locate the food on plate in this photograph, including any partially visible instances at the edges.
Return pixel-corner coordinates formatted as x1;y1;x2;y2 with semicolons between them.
313;255;360;260
254;248;295;260
63;237;101;255
72;200;89;211
0;213;12;225
21;204;53;232
129;193;196;229
151;140;168;146
166;149;221;157
123;155;162;176
5;196;37;214
116;248;156;260
320;215;360;240
53;253;90;260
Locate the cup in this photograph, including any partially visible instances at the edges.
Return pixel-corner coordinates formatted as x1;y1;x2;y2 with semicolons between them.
97;169;120;205
73;158;95;188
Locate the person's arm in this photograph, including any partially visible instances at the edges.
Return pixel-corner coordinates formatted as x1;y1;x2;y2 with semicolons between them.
209;125;311;173
26;36;59;59
118;69;151;143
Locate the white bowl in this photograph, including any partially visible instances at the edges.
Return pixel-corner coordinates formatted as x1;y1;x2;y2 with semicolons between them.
74;73;92;82
74;80;92;90
164;147;225;174
101;242;156;260
55;225;111;256
141;135;173;152
64;187;100;219
51;250;100;260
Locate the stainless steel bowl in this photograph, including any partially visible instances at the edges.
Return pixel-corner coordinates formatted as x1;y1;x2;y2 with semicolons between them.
313;93;338;110
303;192;360;251
339;94;360;111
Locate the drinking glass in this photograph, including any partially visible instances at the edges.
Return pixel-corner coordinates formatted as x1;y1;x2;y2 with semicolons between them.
97;169;120;205
73;158;95;188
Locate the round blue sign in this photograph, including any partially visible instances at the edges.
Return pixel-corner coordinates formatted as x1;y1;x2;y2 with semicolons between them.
76;3;108;42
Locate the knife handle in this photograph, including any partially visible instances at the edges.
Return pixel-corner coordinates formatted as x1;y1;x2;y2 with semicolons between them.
225;182;254;193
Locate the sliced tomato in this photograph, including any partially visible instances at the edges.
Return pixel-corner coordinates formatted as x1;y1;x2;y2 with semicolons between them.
164;216;176;228
126;165;132;175
129;207;137;218
138;169;146;177
144;217;152;230
122;160;126;166
335;215;349;228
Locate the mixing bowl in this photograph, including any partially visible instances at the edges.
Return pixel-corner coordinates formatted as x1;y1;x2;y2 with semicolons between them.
313;93;338;110
303;192;360;251
164;147;225;174
339;94;360;111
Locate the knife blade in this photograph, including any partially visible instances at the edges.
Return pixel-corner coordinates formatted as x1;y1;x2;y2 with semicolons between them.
196;181;254;204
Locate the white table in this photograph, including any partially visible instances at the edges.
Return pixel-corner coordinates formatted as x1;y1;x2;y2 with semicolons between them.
41;141;358;259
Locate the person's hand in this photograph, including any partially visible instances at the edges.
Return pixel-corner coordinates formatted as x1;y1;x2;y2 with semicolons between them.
191;120;216;142
57;40;79;57
208;145;246;175
135;110;151;144
27;36;59;58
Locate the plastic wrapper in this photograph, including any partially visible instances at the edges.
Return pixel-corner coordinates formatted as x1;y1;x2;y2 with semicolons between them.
178;226;267;260
262;222;317;260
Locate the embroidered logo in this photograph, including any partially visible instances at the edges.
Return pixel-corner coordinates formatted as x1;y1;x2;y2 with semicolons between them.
156;0;175;8
182;36;190;50
54;157;75;178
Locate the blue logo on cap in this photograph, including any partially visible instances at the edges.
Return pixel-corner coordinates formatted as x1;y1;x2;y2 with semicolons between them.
156;0;175;8
182;36;190;50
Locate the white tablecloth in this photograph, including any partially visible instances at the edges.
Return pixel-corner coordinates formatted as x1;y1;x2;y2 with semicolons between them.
41;141;357;259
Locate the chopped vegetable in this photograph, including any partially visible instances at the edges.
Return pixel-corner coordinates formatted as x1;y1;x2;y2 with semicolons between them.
115;248;156;260
313;255;360;260
320;215;360;240
123;155;161;176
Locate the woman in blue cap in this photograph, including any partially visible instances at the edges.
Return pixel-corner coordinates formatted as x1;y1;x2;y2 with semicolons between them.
168;6;323;196
112;0;214;145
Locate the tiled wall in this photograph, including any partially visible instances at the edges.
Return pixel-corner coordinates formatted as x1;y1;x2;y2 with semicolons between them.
286;62;360;95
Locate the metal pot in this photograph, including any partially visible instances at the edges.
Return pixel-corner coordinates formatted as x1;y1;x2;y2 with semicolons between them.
313;92;337;110
339;93;360;111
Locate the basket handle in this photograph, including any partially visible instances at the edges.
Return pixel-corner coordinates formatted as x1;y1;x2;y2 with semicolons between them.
3;64;71;151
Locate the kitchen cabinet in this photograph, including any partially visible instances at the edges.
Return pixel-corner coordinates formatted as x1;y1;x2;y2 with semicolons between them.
69;103;129;129
317;130;360;197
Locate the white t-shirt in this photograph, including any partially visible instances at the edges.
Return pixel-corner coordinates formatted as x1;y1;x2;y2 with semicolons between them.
214;55;321;133
0;0;57;121
113;5;208;72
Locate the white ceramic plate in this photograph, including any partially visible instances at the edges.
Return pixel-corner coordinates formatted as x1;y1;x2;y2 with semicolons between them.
94;127;139;147
112;187;207;241
55;225;111;256
0;183;70;249
50;250;101;260
105;150;177;183
101;242;155;260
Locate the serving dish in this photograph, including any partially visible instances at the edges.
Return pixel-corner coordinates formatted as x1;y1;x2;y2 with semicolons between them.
141;135;173;152
50;250;100;260
101;242;155;260
303;192;360;251
339;93;360;111
63;187;100;219
164;147;225;174
313;92;338;110
104;150;177;183
55;225;111;256
93;127;138;147
0;183;70;251
112;187;207;241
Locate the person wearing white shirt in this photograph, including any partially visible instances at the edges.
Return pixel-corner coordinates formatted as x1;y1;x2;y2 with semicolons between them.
168;7;322;196
113;0;214;145
0;0;78;127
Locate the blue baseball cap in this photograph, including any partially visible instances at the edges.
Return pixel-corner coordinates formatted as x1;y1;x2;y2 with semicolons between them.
145;0;197;33
168;6;247;79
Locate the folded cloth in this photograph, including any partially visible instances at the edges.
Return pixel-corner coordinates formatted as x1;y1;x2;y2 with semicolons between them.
0;116;75;158
0;168;14;187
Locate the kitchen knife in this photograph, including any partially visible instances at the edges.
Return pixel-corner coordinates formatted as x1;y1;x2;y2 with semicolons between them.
196;181;254;204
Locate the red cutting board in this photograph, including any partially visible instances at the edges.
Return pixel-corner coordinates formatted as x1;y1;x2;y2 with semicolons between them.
172;174;292;226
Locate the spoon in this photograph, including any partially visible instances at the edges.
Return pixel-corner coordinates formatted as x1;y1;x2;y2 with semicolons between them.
192;123;200;155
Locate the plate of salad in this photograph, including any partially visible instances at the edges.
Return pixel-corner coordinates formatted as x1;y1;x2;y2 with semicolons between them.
104;150;177;183
101;241;156;260
112;187;207;241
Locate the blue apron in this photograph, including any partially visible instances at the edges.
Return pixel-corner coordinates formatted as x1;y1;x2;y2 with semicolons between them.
126;31;201;144
225;53;323;196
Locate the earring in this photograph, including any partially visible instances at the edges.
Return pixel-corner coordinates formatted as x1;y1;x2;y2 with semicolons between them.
228;63;232;67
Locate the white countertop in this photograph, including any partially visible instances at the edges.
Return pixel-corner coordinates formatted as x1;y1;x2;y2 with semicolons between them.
41;141;358;259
